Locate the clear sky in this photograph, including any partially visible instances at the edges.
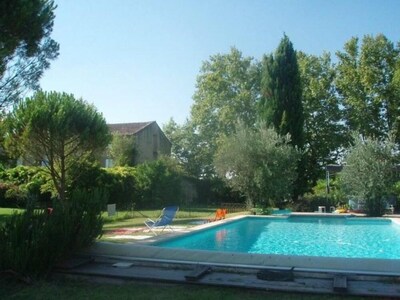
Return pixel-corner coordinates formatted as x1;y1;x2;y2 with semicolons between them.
40;0;400;127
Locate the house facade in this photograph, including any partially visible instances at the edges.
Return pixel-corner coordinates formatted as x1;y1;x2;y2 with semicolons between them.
106;121;171;166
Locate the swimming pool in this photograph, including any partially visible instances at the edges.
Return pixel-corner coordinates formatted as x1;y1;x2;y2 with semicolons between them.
156;216;400;260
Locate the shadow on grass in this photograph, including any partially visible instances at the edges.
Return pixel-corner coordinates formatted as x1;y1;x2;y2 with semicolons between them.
0;214;13;225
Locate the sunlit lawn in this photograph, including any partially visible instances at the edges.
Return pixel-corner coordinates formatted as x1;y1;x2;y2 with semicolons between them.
100;207;248;241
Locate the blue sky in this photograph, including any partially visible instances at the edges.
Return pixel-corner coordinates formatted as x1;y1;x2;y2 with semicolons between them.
40;0;400;126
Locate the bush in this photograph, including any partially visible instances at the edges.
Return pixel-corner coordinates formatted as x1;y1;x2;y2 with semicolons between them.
296;179;345;212
0;166;51;208
67;162;136;210
339;135;398;217
134;158;183;209
0;189;106;278
101;167;136;210
0;158;190;212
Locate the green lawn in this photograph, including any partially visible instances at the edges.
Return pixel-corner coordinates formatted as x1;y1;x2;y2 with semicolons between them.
101;207;244;230
0;206;247;240
0;278;368;300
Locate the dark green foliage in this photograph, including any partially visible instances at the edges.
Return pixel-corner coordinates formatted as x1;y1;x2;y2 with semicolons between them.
134;158;183;209
0;160;188;211
0;189;105;278
66;159;185;210
259;34;304;147
297;52;349;190
66;160;105;193
67;162;136;210
100;167;136;210
0;0;59;110
259;35;306;200
296;179;345;212
194;177;243;206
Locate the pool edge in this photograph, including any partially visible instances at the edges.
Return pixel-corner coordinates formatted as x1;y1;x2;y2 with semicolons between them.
83;215;400;276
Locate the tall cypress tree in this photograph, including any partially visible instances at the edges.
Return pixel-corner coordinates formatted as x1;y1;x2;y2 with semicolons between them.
260;34;304;147
259;34;305;200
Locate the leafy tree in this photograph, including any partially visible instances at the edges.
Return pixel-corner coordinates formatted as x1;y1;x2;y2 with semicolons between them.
214;122;299;208
339;134;399;217
259;34;305;198
297;51;348;187
392;58;400;142
108;133;137;166
3;91;111;201
190;47;260;177
335;34;400;141
163;118;203;177
0;0;59;111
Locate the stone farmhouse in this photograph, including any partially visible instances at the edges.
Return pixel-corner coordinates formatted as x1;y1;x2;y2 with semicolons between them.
105;121;171;167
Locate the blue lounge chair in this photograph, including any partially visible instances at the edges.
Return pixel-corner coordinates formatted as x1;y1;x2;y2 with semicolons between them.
144;206;179;235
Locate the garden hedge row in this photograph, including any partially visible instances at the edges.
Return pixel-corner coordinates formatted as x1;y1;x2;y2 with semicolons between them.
0;159;187;210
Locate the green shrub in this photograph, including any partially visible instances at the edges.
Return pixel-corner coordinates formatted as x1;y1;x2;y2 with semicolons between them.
134;158;183;209
0;189;106;278
339;135;398;217
0;166;51;207
294;179;345;212
101;167;136;210
67;162;136;210
67;161;105;193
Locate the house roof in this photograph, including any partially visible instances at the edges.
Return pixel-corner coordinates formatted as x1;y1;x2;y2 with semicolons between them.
108;121;155;135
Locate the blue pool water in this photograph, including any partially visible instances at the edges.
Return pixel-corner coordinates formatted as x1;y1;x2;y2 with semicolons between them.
156;216;400;259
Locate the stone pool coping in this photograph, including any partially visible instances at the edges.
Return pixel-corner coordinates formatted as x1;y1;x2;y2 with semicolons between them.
84;214;400;276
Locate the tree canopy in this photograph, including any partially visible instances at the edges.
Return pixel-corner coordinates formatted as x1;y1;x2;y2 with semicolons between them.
3;91;111;201
297;51;348;187
168;33;400;208
0;0;59;111
190;47;260;177
336;34;400;141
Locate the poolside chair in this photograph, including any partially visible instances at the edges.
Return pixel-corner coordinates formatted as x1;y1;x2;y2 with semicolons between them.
144;206;179;236
208;208;227;222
